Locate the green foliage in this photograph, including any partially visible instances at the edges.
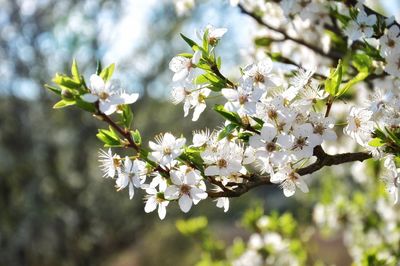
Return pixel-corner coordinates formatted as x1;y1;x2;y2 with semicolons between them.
254;36;273;47
176;216;208;236
180;33;199;50
218;123;239;140
325;60;343;96
120;105;134;128
131;129;142;146
241;204;264;231
96;127;122;147
99;63;115;81
336;53;371;97
213;105;241;126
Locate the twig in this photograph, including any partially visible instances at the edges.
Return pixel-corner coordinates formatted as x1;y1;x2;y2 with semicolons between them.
237;4;342;60
208;145;371;198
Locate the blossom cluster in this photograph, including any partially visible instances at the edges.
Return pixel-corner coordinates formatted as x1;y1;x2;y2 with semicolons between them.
47;0;400;222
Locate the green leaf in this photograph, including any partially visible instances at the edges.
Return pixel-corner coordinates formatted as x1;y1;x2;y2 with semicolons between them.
52;73;81;89
96;129;121;147
352;53;372;73
177;53;193;58
71;59;80;82
336;71;368;97
96;60;102;75
368;138;385;147
218;123;238;140
216;56;222;69
131;130;142;145
99;63;115;81
75;99;96;113
176;217;208;236
254;37;273;47
202;28;209;53
324;60;343;96
180;33;199;50
120;105;133;128
53;99;76;109
213;105;241;125
44;84;61;95
336;54;370;97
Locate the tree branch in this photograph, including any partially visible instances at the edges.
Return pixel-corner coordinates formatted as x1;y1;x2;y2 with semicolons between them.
208;145;372;198
237;4;342;60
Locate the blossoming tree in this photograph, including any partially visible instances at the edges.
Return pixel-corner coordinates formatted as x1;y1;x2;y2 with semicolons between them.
46;0;400;264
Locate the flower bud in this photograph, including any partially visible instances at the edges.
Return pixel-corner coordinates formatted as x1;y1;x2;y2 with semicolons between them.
61;89;74;100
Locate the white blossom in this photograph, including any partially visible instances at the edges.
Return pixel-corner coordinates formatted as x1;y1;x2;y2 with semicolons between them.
344;107;374;146
98;148;121;178
270;167;309;197
169;50;201;82
380;25;400;57
344;10;376;41
149;133;186;166
164;165;208;212
115;157;146;199
144;186;169;220
82;74;139;115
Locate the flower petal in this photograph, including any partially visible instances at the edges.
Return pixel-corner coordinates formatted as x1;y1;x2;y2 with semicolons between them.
179;194;193;213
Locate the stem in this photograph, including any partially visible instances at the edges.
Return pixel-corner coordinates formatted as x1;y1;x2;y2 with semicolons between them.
210;63;235;88
325;96;334;117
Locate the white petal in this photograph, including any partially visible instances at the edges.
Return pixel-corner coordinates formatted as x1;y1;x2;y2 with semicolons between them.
204;165;220;176
192;103;206;121
164;185;180;199
270;172;285;184
170;171;183;185
249;135;263;148
82;93;98;103
261;123;277;142
144;197;158;213
169;56;187;72
158;203;167;220
258;58;273;75
129;182;134;199
90;74;105;93
179;194;193;213
99;101;117;115
295;178;309;193
192;50;201;64
221;89;239;101
282;181;296;197
121;93;139;104
173;69;189;82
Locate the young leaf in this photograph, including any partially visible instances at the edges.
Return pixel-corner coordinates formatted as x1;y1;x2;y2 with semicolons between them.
324;60;342;96
131;130;142;145
100;63;115;81
96;60;102;75
44;84;61;95
96;129;121;147
218;123;239;140
53;99;76;109
52;73;81;89
180;33;199;50
75;99;96;113
213;105;241;125
71;59;80;82
368;138;385;147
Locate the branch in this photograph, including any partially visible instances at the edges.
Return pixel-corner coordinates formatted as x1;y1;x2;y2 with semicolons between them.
208;145;372;198
345;0;400;28
237;4;342;60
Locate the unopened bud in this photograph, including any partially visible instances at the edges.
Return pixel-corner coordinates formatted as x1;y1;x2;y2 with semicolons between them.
61;89;74;100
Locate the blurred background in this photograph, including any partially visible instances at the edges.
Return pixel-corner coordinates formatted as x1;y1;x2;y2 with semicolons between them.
0;0;399;265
